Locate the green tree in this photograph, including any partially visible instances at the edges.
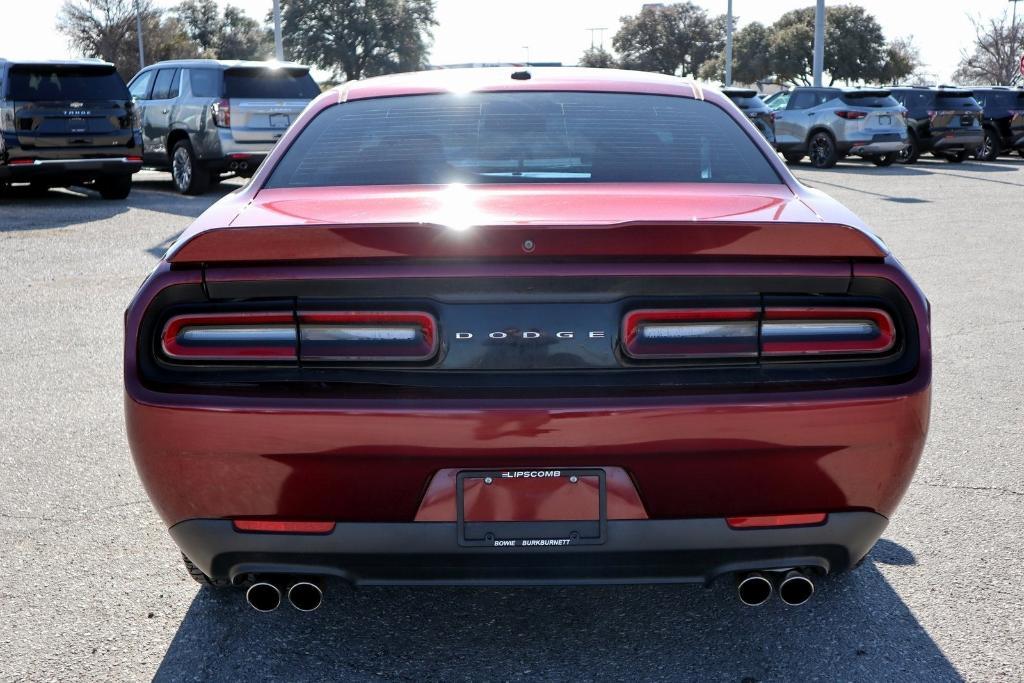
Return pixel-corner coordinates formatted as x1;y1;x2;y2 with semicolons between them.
699;21;773;84
280;0;437;82
612;2;725;77
953;11;1024;86
768;4;887;86
878;36;922;85
578;47;616;69
173;1;271;60
57;0;197;79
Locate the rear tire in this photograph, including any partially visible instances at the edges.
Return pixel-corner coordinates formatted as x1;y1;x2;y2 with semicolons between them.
782;152;804;164
942;150;969;163
171;140;210;195
807;131;838;169
870;153;896;167
975;129;999;161
896;132;919;164
95;174;132;199
182;553;230;588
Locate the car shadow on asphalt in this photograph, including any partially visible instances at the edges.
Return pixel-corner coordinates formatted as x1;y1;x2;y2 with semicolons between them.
0;176;239;232
153;539;963;682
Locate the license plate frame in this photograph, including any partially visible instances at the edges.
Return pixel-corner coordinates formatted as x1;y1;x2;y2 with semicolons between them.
456;468;607;548
878;114;891;126
269;113;290;128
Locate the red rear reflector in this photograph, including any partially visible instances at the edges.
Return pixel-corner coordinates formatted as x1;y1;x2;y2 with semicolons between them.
161;312;297;361
233;519;335;534
761;307;895;356
298;311;438;361
125;155;143;162
622;308;760;359
727;513;827;529
9;158;34;165
228;153;251;160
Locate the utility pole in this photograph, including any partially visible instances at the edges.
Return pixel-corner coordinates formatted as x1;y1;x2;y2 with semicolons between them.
725;0;734;86
273;0;284;61
812;0;825;87
134;0;145;69
586;27;607;50
1012;0;1023;83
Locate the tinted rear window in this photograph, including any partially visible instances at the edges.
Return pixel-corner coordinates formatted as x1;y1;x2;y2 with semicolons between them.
840;92;898;107
224;68;318;99
8;65;128;101
935;94;980;109
979;91;1024;108
266;92;781;188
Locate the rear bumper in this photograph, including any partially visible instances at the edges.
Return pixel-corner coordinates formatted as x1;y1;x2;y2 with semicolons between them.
845;133;908;155
171;511;888;585
928;130;984;152
0;156;141;181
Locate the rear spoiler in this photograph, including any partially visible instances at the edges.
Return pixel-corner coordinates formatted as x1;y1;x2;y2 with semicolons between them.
166;221;888;264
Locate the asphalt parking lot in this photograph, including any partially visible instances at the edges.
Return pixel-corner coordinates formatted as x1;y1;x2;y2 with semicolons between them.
2;158;1023;682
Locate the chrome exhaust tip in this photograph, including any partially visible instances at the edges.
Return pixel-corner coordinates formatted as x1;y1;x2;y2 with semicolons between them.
287;580;323;612
737;572;773;606
245;581;282;612
778;569;815;606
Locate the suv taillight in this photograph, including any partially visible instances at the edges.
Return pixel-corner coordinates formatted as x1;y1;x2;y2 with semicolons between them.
623;307;895;360
835;111;867;120
211;98;231;128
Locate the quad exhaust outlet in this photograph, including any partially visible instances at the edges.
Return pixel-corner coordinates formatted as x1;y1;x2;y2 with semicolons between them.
777;569;815;606
245;577;324;612
287;580;323;612
737;572;773;606
245;581;282;612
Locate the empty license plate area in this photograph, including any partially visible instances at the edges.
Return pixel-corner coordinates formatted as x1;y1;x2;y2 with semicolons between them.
456;469;607;547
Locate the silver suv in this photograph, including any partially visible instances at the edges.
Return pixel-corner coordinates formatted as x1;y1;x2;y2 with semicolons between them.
768;87;909;168
127;60;319;194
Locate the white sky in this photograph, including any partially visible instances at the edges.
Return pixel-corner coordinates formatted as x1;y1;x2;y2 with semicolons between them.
2;0;1012;83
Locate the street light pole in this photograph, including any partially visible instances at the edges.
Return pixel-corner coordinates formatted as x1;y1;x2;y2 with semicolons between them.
813;0;825;87
134;0;145;69
725;0;733;86
273;0;284;61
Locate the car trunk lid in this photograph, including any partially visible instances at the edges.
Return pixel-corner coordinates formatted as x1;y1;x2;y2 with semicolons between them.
166;184;888;263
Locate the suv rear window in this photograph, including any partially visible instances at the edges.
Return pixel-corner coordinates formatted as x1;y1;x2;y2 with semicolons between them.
935;92;981;109
266;92;781;188
224;68;318;99
7;65;128;101
840;92;898;107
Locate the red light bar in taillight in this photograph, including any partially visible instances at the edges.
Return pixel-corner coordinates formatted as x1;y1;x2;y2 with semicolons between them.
161;312;297;361
835;110;867;120
622;308;760;359
761;307;895;356
726;513;827;529
8;158;35;165
298;311;438;362
233;519;335;534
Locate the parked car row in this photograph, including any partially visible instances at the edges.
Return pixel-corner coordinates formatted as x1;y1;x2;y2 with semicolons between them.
0;57;318;198
723;84;1024;169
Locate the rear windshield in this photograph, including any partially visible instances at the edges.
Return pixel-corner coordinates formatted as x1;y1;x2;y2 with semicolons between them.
7;65;128;101
935;93;981;109
224;68;318;99
725;94;762;109
978;91;1024;108
840;92;898;108
266;92;781;188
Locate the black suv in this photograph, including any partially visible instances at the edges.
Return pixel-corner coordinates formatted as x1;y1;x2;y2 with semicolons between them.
970;86;1024;160
0;59;142;198
721;87;775;144
889;86;983;164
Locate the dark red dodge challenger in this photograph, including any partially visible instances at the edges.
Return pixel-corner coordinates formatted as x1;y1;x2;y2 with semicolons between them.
125;68;930;611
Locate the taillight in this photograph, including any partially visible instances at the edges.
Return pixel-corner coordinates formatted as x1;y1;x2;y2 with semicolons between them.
623;308;759;359
160;310;438;363
298;311;437;361
761;307;895;356
8;158;35;165
835;110;867;120
161;312;297;361
622;306;896;360
211;98;231;128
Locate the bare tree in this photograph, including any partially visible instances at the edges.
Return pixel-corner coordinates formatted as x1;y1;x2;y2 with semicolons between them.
953;11;1023;86
57;0;198;79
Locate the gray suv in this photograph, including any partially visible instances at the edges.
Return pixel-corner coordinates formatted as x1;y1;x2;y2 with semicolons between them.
127;60;318;194
768;87;909;168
